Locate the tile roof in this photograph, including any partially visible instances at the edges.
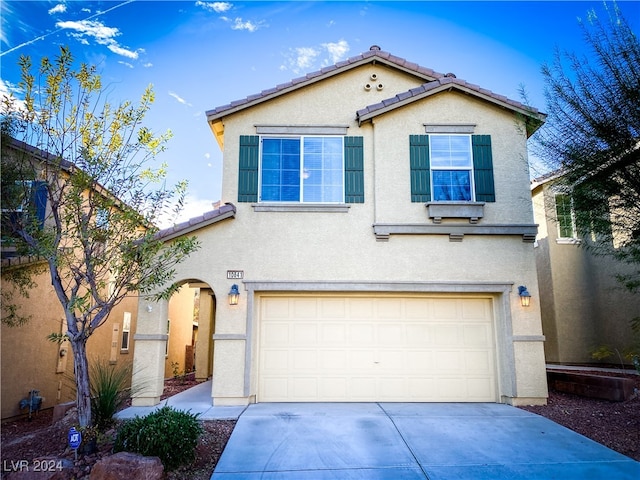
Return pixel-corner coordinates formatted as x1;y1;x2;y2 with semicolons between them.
206;46;445;122
155;202;236;242
356;76;546;131
206;45;546;129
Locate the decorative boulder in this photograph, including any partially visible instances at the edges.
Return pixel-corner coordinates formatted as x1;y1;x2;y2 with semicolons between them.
89;452;164;480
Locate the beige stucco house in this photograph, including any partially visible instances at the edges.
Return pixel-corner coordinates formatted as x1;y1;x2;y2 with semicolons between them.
0;139;195;420
0;139;141;420
531;174;640;365
131;46;549;407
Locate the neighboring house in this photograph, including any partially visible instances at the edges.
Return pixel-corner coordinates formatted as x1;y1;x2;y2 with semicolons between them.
131;46;549;407
531;173;640;365
0;139;139;420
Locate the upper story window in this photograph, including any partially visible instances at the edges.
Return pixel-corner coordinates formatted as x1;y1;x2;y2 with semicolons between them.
554;193;577;239
430;135;473;201
1;180;47;243
260;136;344;203
410;134;495;204
238;134;364;205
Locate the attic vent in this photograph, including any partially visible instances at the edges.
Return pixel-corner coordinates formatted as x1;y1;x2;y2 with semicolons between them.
369;45;381;51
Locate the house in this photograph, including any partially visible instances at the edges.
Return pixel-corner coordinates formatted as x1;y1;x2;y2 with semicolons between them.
130;46;549;407
0;138;195;420
531;173;640;366
0;139;141;420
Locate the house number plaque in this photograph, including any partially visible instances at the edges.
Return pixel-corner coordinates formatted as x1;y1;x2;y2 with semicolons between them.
227;270;244;280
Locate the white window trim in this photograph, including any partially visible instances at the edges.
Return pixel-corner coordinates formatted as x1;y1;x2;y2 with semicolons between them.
121;312;131;351
429;134;475;202
553;192;580;243
258;135;345;204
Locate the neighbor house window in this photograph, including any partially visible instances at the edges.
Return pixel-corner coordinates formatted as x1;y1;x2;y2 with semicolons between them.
429;135;473;201
121;312;131;351
555;193;576;238
260;136;344;203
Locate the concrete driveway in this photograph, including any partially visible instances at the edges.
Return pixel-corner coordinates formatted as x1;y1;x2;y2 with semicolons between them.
212;402;639;479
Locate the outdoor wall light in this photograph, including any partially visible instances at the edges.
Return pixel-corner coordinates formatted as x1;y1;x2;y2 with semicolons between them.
229;284;240;306
518;286;531;307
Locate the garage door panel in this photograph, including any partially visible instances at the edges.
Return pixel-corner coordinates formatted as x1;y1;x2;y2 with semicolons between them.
320;323;346;344
293;323;318;344
348;324;375;344
259;296;496;402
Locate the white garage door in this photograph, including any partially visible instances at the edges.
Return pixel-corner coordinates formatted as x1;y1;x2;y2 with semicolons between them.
258;295;497;402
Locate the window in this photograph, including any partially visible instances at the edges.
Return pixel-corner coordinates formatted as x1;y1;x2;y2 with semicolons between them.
410;134;495;203
1;181;47;241
121;312;131;351
555;194;576;239
165;319;170;357
260;136;344;203
430;135;473;201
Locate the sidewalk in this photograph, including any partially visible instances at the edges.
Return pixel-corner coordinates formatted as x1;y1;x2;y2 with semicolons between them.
115;381;246;421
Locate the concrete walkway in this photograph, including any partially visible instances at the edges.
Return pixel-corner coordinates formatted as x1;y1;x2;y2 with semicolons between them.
115;381;245;421
212;402;640;479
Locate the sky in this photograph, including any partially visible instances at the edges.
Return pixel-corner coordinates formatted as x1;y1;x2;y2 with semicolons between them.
2;0;639;223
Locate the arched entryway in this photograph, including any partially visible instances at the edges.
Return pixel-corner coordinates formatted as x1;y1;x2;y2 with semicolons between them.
131;279;217;407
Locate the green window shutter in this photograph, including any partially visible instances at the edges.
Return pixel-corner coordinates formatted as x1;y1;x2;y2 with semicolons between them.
238;135;259;202
472;135;495;202
344;136;364;203
410;135;431;202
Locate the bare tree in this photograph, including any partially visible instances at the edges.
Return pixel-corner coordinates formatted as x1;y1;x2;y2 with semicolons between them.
532;2;640;291
1;47;200;427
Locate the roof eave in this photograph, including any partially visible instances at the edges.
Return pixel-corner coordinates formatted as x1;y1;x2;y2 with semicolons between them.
156;203;236;242
358;83;547;135
206;54;442;124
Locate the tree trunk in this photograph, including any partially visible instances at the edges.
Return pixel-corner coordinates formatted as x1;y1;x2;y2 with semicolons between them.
70;338;92;427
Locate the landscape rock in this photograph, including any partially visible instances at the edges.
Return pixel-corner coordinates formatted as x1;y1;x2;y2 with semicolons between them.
89;452;164;480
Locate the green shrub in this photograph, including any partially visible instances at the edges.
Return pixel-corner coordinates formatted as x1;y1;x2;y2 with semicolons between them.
90;359;132;430
113;406;203;470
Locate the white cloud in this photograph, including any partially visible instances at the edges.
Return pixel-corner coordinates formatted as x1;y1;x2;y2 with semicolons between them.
0;78;26;111
108;44;140;59
322;40;349;64
231;17;262;32
195;1;233;13
48;4;67;15
56;20;120;44
281;41;350;74
55;19;143;62
169;91;192;107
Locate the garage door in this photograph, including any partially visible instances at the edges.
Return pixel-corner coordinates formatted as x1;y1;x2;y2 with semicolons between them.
258;295;497;402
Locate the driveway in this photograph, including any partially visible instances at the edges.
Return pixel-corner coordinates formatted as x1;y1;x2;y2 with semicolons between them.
212;402;639;479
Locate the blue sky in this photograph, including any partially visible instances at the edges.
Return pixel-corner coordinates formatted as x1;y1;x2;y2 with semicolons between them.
2;1;639;221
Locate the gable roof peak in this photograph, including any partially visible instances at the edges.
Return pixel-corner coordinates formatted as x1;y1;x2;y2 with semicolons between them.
206;46;444;124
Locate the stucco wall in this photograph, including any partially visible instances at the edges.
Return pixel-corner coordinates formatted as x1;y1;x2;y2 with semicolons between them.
165;285;198;378
1;266;138;420
533;182;640;365
134;62;547;406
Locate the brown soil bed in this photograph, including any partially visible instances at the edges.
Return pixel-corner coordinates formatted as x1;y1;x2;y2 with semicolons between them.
1;375;234;480
519;369;640;461
2;370;638;479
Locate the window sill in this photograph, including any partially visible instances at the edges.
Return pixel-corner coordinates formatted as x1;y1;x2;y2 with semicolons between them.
426;202;485;224
252;203;351;213
556;237;581;245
